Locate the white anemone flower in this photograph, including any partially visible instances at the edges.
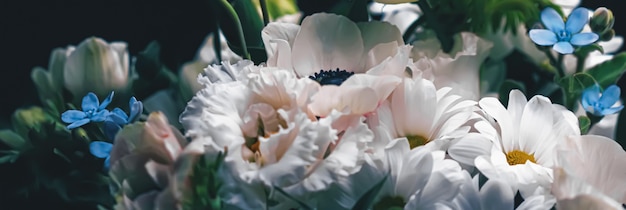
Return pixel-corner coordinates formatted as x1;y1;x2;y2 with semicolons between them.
552;135;626;209
474;90;580;200
261;12;412;81
180;68;373;208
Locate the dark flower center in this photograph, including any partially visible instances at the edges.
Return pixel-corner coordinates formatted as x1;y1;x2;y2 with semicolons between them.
309;68;354;86
557;30;571;41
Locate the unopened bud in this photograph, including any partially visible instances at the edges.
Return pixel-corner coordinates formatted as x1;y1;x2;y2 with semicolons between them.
600;29;615;42
590;7;614;34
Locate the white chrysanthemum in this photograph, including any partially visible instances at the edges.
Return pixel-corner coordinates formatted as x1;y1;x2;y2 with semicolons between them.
372;75;489;167
475;90;580;200
552;135;626;209
261;12;412;80
180;68;372;208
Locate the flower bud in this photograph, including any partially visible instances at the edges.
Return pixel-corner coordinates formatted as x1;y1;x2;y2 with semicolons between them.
63;37;130;100
600;29;615;42
590;7;614;34
11;106;51;138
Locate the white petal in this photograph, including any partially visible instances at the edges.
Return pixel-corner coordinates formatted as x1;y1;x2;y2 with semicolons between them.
291;13;365;77
479;179;515;210
448;133;493;166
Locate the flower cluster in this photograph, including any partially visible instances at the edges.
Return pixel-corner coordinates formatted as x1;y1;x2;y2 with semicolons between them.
2;0;626;209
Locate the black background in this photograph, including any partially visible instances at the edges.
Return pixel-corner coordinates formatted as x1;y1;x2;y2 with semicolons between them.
0;0;623;128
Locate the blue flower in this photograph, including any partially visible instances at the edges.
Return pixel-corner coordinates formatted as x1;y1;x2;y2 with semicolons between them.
61;91;114;129
529;7;599;54
89;141;113;170
103;97;143;140
582;84;624;116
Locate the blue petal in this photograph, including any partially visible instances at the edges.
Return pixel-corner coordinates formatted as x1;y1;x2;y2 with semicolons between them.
90;109;110;122
553;41;574;54
129;100;143;123
104;156;111;171
600;105;624;115
89;141;113;158
82;92;100;111
99;91;115;110
570;33;599;46
582;84;601;108
61;110;87;123
541;7;565;32
67;118;90;129
109;108;129;125
103;121;122;141
529;29;558;46
566;7;591;34
599;85;621;108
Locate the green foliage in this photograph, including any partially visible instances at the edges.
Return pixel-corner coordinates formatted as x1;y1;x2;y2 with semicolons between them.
182;151;227;210
578;116;591;134
0;122;114;209
467;0;557;35
584;52;626;88
351;173;389;210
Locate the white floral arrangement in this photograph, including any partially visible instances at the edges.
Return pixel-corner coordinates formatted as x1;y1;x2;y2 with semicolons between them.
2;0;626;209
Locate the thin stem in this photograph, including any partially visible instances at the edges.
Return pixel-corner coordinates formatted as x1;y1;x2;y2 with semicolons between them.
213;29;222;63
575;54;586;73
259;0;270;26
218;0;251;60
544;50;563;78
557;53;565;77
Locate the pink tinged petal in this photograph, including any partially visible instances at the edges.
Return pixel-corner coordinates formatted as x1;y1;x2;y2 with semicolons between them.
261;22;300;60
448;133;493;166
529;29;558;46
291;13;365;77
518;96;554;162
144;160;170;188
480;179;515;210
553;41;574;54
570;33;599;46
541;7;565;32
565;7;591;34
61;110;87;123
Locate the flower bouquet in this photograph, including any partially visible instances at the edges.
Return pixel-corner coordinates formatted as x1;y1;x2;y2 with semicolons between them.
2;0;626;209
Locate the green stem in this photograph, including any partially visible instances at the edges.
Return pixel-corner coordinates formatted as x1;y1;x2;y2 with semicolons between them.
557;53;565;76
544;50;562;78
213;28;222;63
575;54;586;73
259;0;270;26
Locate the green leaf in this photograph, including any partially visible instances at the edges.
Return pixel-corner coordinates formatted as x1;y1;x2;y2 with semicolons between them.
558;72;597;95
351;173;389;210
574;43;604;57
0;130;27;150
0;150;20;164
585;52;626;88
499;79;526;107
271;185;313;210
578;116;591;134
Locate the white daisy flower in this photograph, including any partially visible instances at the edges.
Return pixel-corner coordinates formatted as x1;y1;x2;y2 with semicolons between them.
475;89;580;200
371;74;489;167
552;135;626;209
261;12;412;82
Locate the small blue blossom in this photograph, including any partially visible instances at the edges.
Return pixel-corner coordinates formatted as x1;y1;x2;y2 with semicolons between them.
582;84;624;116
61;91;114;129
529;7;599;54
89;141;113;170
103;97;143;140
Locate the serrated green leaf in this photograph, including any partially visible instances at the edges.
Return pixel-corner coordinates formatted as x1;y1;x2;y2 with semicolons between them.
0;130;27;150
578;116;591;134
351;173;389;210
585;52;626;88
499;79;526;107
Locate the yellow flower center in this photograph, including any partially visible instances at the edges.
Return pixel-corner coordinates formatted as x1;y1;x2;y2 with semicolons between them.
406;135;428;149
506;150;536;165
